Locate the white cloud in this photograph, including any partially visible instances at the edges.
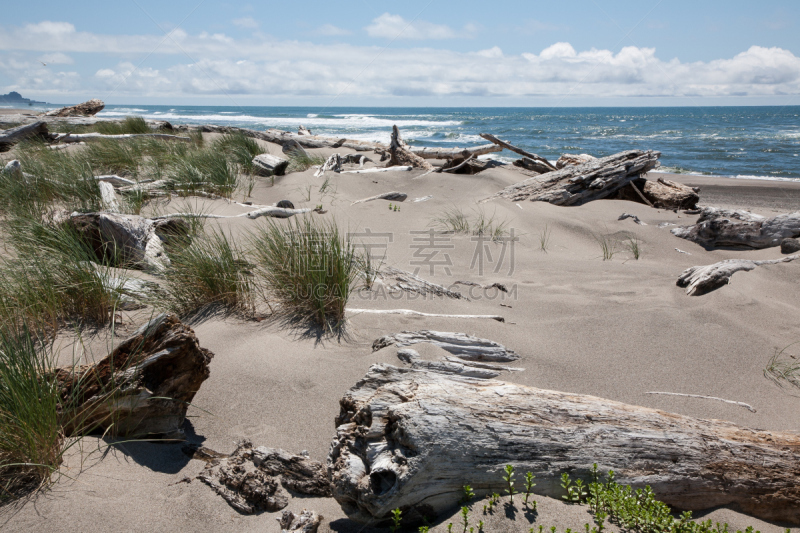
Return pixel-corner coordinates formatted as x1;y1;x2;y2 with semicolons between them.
365;13;468;40
1;22;799;101
39;52;74;65
317;24;351;37
232;17;259;29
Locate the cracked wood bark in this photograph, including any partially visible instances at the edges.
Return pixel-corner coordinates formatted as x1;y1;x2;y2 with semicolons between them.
479;133;556;171
0;120;49;151
372;331;519;362
484;150;661;206
677;255;799;295
328;364;800;525
396;348;503;379
48;314;213;438
671;207;800;249
389;126;433;170
641;177;699;210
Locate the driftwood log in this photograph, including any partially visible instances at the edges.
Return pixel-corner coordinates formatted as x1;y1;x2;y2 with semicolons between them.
372;331;519;362
618;177;700;210
671;207;800;249
485;150;661;206
556;153;596;169
198;440;330;514
373;268;463;300
278;509;322;533
351;192;407;205
479;133;556;171
252;153;289;176
64;212;173;272
783;238;800;254
328;364;800;525
44;98;105;117
0;120;49;151
677;255;799;295
51;132;190;144
49;314;212;438
411;144;501;159
513;157;555;174
389;126;432;170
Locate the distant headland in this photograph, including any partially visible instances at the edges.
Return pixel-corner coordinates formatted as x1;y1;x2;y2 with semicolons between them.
0;91;48;106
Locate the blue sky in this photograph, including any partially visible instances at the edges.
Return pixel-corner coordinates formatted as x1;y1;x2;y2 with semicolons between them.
1;1;799;106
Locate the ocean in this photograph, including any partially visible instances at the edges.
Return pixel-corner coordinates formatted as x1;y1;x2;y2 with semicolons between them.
90;105;800;181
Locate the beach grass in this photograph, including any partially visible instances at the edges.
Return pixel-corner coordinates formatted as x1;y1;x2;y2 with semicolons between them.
595;232;618;261
286;150;325;173
764;342;800;389
431;206;510;241
160;229;255;317
170;150;238;198
213;132;264;175
539;224;552;252
249;215;359;329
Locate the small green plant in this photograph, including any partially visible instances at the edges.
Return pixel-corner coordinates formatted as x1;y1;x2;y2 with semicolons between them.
764;341;800;389
461;505;470;533
390;508;402;532
478;520;484;532
625;234;641;260
448;524;453;533
561;472;587;502
503;464;517;504
462;484;475;503
594;232;618;261
418;527;430;533
539;224;552;252
523;471;536;506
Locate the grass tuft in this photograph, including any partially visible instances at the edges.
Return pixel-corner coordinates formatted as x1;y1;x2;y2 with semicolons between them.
624;234;642;260
594;232;618;261
764;342;800;390
286;150;325;173
431;206;510;241
213;132;264;175
250;215;359;329
539;224;552;252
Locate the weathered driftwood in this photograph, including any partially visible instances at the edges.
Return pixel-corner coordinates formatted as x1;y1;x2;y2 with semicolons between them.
372;331;519;362
645;392;756;413
480;133;556;171
671;207;800;249
297;125;312;136
65;212;171;272
3;159;21;174
389;126;433;170
252;153;289;177
618;213;646;225
411;144;502;159
351;191;407;205
340;166;411;174
278;509;322;533
328;364;800;525
282;139;310;158
44;98;104;117
374;267;463;299
97;181;120;213
641;177;699;210
94;174;136;187
245;206;314;219
783;238;800;254
52;132;191;144
348;309;503;322
199;440;330;514
0;120;49;151
676;255;799;295
513;157;555;174
485;150;661;206
397;348;501;379
439;154;476;173
49;314;212;438
556;153;596;169
314;153;342;177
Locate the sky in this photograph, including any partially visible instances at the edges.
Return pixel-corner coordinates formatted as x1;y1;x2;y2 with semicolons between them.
1;0;799;106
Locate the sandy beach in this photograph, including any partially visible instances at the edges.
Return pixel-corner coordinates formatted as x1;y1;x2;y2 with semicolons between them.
1;121;799;532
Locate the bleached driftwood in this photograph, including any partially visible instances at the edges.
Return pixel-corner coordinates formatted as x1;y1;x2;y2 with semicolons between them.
3;159;21;174
396;348;502;379
65;212;171;272
347;309;504;322
281;139;310;158
98;181;120;212
556;153;596;169
375;267;463;299
94;174;136;187
676;255;799;296
372;331;519;362
410;144;502;159
645;391;756;413
618;213;646;225
389;126;433;170
314;153;342;177
253;153;289;176
671;207;800;249
44;98;104;117
513;157;555;174
49;314;212;438
339;166;412;174
351;192;407;205
485;150;661;206
480;133;556;171
297;125;312;136
0;120;49;151
278;509;322;533
199;440;330;514
245;206;314;219
328;364;800;525
52;132;191;144
640;177;699;210
439;154;475;173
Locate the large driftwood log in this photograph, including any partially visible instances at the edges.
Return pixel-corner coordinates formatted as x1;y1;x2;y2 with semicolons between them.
389;126;433;170
65;212;171;272
49;314;212;438
252;153;289;176
485;150;661;206
52;132;191;144
513;157;555;174
278;509;322;533
411;144;501;159
198;440;330;514
44;98;105;117
556;153;596;169
677;255;799;295
328;364;800;525
671;207;800;249
479;133;556;171
641;177;699;209
0;120;49;151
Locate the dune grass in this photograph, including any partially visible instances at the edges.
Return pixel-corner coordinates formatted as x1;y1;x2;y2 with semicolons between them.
539;224;552;252
0;327;64;499
764;342;800;390
213;132;264;175
431;206;510;241
286;150;325;173
624;234;642;260
160;229;255;317
249;215;359;329
170;150;238;198
595;232;618;261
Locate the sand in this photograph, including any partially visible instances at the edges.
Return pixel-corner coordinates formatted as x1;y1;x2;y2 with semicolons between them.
2;135;800;532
